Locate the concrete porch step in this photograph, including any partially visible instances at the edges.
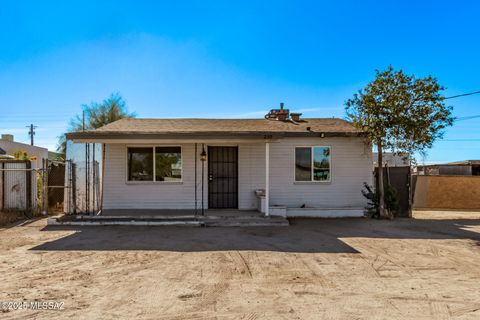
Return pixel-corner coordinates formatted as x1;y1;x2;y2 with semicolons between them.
48;218;201;226
48;215;289;227
204;217;289;227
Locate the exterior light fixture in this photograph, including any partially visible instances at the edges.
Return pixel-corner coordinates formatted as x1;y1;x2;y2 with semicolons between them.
200;147;207;162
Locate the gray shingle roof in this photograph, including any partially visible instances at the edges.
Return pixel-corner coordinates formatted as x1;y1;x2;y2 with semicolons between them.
67;118;363;140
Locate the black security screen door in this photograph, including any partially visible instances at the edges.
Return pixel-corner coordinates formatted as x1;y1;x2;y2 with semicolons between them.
208;146;238;209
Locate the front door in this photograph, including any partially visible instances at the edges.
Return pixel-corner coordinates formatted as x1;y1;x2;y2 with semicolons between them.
208;146;238;209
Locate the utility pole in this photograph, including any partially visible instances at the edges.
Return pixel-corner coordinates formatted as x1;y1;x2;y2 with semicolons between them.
26;124;37;146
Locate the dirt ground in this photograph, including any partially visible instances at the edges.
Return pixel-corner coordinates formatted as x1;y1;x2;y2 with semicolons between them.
0;211;31;227
1;211;480;319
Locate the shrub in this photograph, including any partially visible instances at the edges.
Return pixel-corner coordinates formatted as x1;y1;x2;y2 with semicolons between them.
362;182;399;218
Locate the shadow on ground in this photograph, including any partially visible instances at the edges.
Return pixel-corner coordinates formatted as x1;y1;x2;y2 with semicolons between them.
30;218;480;253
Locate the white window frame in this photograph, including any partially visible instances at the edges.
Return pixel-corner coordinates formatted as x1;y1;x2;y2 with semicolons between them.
294;146;332;183
126;145;183;183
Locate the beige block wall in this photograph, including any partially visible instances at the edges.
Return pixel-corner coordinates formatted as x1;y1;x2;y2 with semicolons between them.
414;175;480;210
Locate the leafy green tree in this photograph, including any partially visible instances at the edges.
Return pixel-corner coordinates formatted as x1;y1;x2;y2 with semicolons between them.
346;67;454;218
57;93;135;155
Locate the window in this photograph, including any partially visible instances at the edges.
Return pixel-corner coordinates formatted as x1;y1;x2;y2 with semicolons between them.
155;147;182;182
127;146;182;182
128;147;153;181
295;146;331;182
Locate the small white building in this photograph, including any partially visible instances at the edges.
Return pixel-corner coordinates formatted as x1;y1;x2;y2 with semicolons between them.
0;134;48;169
67;112;373;218
373;152;410;167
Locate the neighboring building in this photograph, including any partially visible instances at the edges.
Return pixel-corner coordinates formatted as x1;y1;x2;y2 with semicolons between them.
0;147;14;159
373;152;410;167
416;160;480;176
48;151;64;161
66;108;373;217
0;134;48;169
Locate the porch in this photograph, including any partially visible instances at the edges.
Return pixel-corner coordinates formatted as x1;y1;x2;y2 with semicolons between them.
49;208;289;227
100;208;264;218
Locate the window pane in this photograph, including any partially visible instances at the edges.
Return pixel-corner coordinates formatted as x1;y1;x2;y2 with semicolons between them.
295;147;312;181
313;147;330;181
155;147;182;182
128;147;153;181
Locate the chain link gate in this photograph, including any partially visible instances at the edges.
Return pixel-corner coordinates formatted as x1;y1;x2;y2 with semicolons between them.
0;158;98;216
0;160;39;216
42;159;75;215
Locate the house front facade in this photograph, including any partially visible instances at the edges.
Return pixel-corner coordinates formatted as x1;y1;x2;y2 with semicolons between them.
67;113;373;217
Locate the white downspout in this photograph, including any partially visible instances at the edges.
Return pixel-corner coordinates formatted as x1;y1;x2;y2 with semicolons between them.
265;142;270;217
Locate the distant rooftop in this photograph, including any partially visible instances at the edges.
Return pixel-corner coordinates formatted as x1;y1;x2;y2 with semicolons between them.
418;160;480;167
444;160;480;166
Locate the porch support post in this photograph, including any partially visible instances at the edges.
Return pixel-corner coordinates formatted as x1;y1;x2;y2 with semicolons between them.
265;142;270;217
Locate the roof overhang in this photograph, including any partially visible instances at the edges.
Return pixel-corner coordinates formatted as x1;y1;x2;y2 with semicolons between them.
66;131;364;143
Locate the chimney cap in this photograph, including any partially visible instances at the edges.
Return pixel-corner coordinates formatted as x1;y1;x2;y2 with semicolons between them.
1;134;14;142
290;112;302;121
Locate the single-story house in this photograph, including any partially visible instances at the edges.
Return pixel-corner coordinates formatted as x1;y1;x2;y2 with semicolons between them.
66;110;373;217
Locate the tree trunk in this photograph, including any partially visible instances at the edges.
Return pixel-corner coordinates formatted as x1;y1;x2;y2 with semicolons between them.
377;143;386;218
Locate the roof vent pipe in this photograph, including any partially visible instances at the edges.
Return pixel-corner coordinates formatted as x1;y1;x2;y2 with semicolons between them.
290;113;302;121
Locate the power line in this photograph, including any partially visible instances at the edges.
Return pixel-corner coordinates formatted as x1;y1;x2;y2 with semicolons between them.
440;138;480;141
445;90;480;100
456;115;480;121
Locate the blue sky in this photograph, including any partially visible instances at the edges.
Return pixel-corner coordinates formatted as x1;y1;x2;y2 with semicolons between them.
0;0;479;163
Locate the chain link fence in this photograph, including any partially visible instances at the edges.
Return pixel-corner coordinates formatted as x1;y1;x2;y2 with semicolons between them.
65;141;102;215
0;142;102;217
0;160;41;216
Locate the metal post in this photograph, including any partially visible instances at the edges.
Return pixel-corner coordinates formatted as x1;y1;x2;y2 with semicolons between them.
194;143;198;216
201;144;205;216
85;143;90;215
1;162;4;211
92;143;96;212
42;158;48;215
72;162;77;215
25;160;32;215
265;142;270;217
100;143;105;215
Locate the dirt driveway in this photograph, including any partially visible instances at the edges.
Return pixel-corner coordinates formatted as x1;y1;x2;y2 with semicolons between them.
1;212;480;319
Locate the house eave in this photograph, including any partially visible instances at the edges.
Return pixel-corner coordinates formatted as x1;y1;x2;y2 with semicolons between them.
66;131;364;143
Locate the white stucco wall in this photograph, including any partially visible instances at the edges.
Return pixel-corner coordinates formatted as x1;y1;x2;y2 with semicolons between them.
102;137;373;211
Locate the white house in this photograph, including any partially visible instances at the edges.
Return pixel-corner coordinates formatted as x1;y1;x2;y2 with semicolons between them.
66;109;373;218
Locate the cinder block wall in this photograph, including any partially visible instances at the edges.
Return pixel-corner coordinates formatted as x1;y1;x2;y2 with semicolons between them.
414;176;480;210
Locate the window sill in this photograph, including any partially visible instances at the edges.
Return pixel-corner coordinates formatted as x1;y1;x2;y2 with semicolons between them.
293;181;332;185
126;181;183;185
